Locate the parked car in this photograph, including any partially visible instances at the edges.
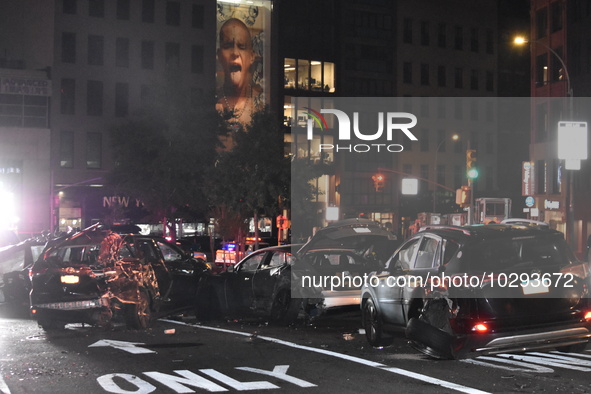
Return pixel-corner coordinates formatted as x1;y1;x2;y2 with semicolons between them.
361;223;591;359
29;224;210;331
196;219;399;324
0;238;46;309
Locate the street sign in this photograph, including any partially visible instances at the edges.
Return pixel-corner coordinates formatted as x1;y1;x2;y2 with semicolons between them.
558;122;587;162
525;196;535;208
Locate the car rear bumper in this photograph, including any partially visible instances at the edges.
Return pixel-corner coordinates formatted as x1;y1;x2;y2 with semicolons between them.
469;324;591;355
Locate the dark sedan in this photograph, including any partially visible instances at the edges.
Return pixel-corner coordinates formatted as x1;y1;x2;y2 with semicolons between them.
29;224;210;330
361;223;591;359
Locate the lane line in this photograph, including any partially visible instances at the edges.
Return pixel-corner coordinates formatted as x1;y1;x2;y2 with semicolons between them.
161;319;490;394
0;375;11;394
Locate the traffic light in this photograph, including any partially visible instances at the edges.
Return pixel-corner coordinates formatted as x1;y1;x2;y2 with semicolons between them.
466;149;478;180
456;186;471;207
372;173;385;192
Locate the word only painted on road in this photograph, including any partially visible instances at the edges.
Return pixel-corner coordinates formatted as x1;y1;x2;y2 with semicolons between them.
97;365;316;393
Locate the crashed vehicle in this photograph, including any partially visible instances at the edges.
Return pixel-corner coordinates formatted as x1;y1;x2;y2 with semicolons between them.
196;219;398;324
0;238;46;308
361;223;591;359
29;224;209;330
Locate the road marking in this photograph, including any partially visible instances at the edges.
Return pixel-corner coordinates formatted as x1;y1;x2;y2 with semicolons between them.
236;365;317;388
461;356;554;373
161;319;490;394
462;351;591;373
89;339;157;354
0;375;11;394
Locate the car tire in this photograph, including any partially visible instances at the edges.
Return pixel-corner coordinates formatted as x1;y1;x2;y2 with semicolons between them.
270;289;301;325
126;288;151;330
38;319;65;331
556;341;589;353
406;317;454;359
362;297;393;347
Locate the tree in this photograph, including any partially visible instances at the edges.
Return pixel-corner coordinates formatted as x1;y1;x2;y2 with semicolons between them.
209;108;290;247
108;74;223;240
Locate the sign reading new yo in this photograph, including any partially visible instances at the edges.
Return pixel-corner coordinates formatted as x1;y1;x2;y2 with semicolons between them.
305;108;418;153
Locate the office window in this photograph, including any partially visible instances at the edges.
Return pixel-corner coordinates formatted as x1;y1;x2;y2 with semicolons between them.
454;99;463;120
117;0;130;20
165;42;180;68
166;1;181;26
551;2;563;32
63;0;76;14
403;164;412;176
403;18;412;44
420;21;430;46
420;164;429;191
420;64;429;85
116;37;129;67
536;54;548;85
60;78;75;115
454;26;463;50
61;32;76;63
470;69;479;90
470;101;479;121
437;65;446;87
470;28;479;52
60;131;75;168
191;45;204;73
551;47;564;82
486;133;494;154
86;132;102;169
437;23;446;48
454;165;462;188
142;0;155;23
454;67;463;88
403;62;412;84
437;130;446;152
192;4;204;28
89;0;104;17
141;41;154;69
140;84;153;108
115;82;129;117
87;80;103;116
87;35;104;66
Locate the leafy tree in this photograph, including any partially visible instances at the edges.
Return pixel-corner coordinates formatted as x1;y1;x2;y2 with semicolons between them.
209;108;290;247
108;75;222;240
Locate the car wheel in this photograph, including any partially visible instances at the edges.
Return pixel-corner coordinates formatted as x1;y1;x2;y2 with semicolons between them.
362;297;393;347
38;319;65;331
270;289;301;325
126;288;151;329
556;341;588;353
406;317;454;359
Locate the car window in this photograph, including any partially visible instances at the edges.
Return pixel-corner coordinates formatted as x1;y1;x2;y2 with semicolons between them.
388;238;420;270
414;237;440;269
157;241;183;262
238;252;265;272
268;251;287;267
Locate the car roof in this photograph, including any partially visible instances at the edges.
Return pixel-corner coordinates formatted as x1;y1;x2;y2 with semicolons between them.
418;223;562;242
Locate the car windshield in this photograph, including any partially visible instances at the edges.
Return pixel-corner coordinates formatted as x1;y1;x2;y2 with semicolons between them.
462;234;576;273
45;244;103;268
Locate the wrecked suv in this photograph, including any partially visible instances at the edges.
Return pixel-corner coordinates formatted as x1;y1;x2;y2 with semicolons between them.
361;223;591;359
29;224;209;330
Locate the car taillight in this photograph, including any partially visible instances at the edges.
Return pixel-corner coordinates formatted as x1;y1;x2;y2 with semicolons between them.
584;311;591;321
472;323;489;332
29;267;47;281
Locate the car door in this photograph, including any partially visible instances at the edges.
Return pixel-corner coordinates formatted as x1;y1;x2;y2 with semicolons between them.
155;239;197;304
230;251;268;311
251;250;290;308
401;234;442;322
375;236;421;326
133;237;173;299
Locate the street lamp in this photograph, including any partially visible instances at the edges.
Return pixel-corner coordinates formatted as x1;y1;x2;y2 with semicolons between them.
433;133;459;213
513;35;576;248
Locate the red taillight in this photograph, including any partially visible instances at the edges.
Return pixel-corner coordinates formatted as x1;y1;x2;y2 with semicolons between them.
472;323;489;332
29;267;48;281
584;311;591;321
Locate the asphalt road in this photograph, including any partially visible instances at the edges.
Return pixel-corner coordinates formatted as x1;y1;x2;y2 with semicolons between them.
1;306;591;393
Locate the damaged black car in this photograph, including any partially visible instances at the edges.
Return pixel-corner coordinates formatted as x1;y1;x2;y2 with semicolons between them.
361;222;591;359
196;219;398;324
29;224;210;331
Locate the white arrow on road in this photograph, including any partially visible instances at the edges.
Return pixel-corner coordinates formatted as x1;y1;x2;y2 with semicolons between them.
89;339;156;354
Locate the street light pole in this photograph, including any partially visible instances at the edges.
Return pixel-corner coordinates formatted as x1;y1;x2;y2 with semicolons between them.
514;36;575;248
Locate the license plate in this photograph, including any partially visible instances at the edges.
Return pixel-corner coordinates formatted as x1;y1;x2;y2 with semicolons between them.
522;282;549;295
